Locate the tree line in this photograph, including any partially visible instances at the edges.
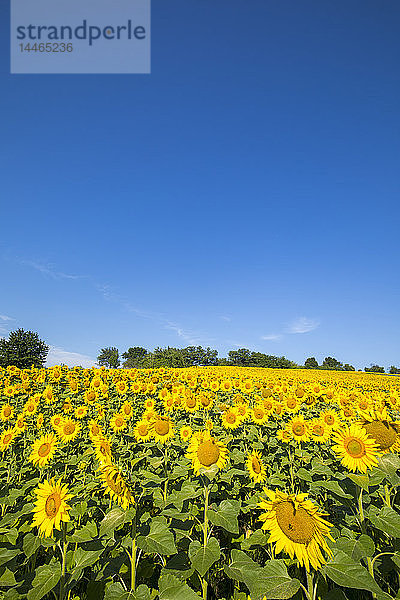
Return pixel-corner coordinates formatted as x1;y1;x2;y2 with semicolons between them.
0;329;398;374
97;344;400;374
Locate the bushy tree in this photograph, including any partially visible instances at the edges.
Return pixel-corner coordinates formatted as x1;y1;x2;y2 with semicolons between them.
97;347;120;368
122;347;148;368
0;328;49;369
343;363;355;371
321;357;343;370
304;357;319;369
389;366;400;374
364;364;385;373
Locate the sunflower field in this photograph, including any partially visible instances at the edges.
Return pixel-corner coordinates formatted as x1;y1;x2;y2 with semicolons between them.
1;365;400;600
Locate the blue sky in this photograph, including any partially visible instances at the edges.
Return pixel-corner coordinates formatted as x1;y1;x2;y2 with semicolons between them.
1;0;399;369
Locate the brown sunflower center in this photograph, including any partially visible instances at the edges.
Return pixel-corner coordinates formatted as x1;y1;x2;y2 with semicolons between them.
313;425;324;436
63;422;76;435
254;408;264;419
346;438;365;458
87;391;95;401
325;415;334;425
186;397;196;408
251;456;261;474
123;405;131;415
287;398;297;409
115;417;124;428
38;443;51;457
364;421;397;450
3;433;12;444
275;501;315;544
197;440;220;467
3;407;11;417
226;412;237;424
295;387;305;398
155;420;170;436
45;492;61;518
200;395;211;407
292;423;305;436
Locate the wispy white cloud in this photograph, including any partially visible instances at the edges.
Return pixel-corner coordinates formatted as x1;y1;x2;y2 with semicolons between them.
261;334;282;341
21;259;85;281
220;316;231;322
46;346;96;368
286;317;320;334
0;315;14;321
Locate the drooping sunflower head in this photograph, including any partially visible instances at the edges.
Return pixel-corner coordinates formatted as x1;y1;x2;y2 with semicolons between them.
31;478;72;538
246;450;267;484
98;464;132;510
121;401;133;420
258;489;333;571
358;408;400;453
88;419;103;440
92;435;113;466
186;430;228;476
332;424;379;473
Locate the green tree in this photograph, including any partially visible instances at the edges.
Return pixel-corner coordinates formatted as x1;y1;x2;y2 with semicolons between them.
321;357;343;370
0;328;49;369
343;363;355;371
122;347;148;368
364;364;385;373
304;357;319;369
97;347;120;368
389;365;400;374
228;348;252;366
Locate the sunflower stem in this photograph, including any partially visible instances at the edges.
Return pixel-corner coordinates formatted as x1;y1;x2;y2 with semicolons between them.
305;570;314;600
59;522;68;600
384;484;391;507
201;483;210;600
357;487;376;597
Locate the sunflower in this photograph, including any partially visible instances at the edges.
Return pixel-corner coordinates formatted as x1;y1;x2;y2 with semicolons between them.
24;399;38;417
15;413;26;433
84;389;97;404
246;450;267;483
358;408;400;454
88;419;103;439
0;427;16;451
43;386;56;404
182;393;198;413
133;420;152;442
251;405;269;425
74;405;88;419
58;418;80;443
331;424;379;473
98;464;132;509
29;433;58;468
180;425;193;443
92;435;113;465
258;489;333;571
222;408;241;430
186;430;228;475
309;420;331;443
284;397;301;414
151;416;174;444
31;478;72;537
68;379;79;394
50;414;64;431
110;413;127;433
286;415;310;443
36;413;44;429
115;380;128;395
0;403;14;422
277;428;292;443
199;393;213;411
320;410;341;430
121;401;133;420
